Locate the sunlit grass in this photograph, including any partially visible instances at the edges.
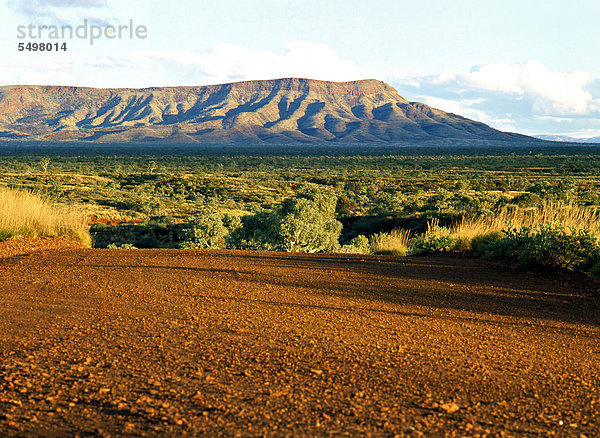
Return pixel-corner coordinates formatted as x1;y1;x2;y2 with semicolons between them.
370;202;600;257
370;228;413;256
451;202;600;249
0;186;90;245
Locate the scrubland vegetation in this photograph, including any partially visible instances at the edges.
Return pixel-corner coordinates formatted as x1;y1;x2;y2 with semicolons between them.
409;203;600;274
1;146;599;275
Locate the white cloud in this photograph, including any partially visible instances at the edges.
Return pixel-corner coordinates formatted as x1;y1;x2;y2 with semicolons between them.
136;41;365;84
564;128;600;138
535;115;574;123
0;41;363;88
416;95;517;132
393;60;600;137
7;0;111;21
433;61;592;116
0;50;135;87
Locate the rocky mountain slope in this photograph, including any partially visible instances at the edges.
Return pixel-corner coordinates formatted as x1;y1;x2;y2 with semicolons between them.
0;78;532;143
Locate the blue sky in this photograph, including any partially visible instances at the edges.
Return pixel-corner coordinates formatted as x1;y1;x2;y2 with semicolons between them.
1;0;599;137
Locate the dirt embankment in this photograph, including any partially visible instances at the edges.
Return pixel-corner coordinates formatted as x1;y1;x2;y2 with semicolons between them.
0;243;598;437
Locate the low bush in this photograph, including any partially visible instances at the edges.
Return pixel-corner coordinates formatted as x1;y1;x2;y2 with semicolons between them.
107;243;137;249
277;187;342;252
338;235;370;254
475;223;600;272
410;219;454;255
589;261;600;278
91;222;186;248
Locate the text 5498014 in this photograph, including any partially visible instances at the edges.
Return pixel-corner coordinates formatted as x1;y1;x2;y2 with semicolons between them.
18;42;67;52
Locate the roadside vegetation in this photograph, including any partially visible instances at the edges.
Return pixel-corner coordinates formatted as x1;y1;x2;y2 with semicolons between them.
1;147;600;276
0;186;90;245
406;203;600;275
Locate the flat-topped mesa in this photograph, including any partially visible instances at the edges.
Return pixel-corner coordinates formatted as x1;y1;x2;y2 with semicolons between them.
0;78;404;101
0;78;530;143
218;78;406;98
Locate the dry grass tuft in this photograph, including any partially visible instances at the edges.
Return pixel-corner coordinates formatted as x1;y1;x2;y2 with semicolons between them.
0;186;90;246
370;228;413;256
451;202;600;249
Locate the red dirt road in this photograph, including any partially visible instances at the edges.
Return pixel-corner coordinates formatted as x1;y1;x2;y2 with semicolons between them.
0;244;599;437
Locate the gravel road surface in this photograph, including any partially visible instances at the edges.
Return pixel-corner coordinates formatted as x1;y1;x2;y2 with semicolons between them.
0;240;598;437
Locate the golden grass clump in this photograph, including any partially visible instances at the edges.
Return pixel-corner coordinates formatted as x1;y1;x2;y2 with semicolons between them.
0;186;90;246
451;202;600;250
370;228;413;256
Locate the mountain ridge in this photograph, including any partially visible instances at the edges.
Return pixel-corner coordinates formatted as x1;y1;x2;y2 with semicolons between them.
534;134;600;144
0;78;534;144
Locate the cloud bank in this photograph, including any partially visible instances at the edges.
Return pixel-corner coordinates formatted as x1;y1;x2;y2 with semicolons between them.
136;41;365;84
0;41;364;86
393;61;600;137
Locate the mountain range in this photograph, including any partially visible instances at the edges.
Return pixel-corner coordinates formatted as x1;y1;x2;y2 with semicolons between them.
0;78;538;144
533;134;600;144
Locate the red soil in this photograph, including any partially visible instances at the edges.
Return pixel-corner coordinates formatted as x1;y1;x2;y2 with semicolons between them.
0;243;598;436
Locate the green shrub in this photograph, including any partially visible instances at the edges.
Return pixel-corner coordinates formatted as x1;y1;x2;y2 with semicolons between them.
410;221;454;255
227;186;343;253
179;210;240;249
91;223;185;249
470;232;502;255
510;192;542;207
411;234;454;255
107;243;137;249
0;229;15;241
277;187;342;252
339;235;371;254
589;261;600;278
476;223;600;271
336;196;358;215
